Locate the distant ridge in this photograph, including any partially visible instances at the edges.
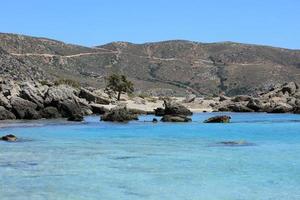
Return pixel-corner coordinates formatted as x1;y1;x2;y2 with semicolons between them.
1;32;300;96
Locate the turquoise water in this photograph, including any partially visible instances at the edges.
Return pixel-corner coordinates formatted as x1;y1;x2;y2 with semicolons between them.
1;113;300;200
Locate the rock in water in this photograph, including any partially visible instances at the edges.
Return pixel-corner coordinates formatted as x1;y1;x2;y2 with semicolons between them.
67;114;84;122
163;100;193;116
1;134;17;142
161;115;191;122
152;118;158;123
0;106;16;120
100;106;138;122
204;115;231;123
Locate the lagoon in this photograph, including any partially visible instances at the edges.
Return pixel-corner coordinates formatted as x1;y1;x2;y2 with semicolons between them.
1;113;300;200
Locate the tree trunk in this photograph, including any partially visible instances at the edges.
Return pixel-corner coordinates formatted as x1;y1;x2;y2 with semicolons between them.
117;91;121;101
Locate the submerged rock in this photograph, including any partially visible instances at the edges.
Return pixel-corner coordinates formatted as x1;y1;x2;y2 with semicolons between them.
101;106;138;122
161;115;191;122
152;118;158;123
217;140;254;147
1;134;17;142
67;113;84;122
204;115;231;123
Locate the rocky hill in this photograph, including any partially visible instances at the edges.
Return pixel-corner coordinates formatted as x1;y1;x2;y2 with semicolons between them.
1;33;300;96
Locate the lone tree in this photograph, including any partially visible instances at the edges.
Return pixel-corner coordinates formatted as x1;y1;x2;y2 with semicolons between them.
105;74;134;101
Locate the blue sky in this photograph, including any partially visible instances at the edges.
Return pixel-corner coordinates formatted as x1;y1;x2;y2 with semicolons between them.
0;0;299;49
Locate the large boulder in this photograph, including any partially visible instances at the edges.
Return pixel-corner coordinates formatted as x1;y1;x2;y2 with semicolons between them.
268;102;293;113
183;94;196;103
39;106;61;119
232;95;252;102
161;115;191;122
59;99;83;120
44;85;77;104
163;100;193;116
20;82;45;109
79;88;110;104
154;107;165;116
227;103;254;112
90;104;109;114
0;106;16;120
10;97;40;119
1;134;17;142
101;106;138;122
247;99;265;112
204;115;231;123
0;93;11;109
281;82;298;95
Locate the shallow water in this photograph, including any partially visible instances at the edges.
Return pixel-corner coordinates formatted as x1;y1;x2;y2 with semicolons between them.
1;113;300;200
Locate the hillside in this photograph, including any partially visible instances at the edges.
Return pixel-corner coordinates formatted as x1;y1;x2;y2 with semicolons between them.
1;33;300;96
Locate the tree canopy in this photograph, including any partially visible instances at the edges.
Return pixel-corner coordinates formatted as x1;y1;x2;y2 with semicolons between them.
105;74;134;100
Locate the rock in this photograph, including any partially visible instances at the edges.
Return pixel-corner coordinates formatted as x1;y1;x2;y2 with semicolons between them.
1;134;17;142
100;106;138;122
282;82;298;95
247;99;264;112
0;106;16;120
161;115;191;122
154;107;165;116
219;95;230;101
79;88;110;104
67;113;84;122
0;93;11;109
10;97;40;119
44;85;77;104
163;100;193;116
20;82;45;109
39;106;61;119
293;106;300;114
90;104;109;114
59;99;83;119
0;80;20;98
152;118;158;123
204;115;231;123
268;102;293;113
228;103;254;112
183;94;196;103
128;108;147;115
233;95;252;102
218;141;254;146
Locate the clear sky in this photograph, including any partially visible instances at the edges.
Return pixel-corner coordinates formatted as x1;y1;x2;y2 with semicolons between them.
0;0;299;49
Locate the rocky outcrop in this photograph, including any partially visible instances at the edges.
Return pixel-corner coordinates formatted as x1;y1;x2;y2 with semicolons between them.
204;115;231;123
100;106;138;122
0;106;16;120
10;96;40;119
163;100;193;116
39;106;61;119
79;88;110;104
1;134;17;142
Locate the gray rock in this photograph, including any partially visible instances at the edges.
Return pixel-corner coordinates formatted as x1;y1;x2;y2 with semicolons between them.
79;88;110;104
247;98;265;112
0;93;11;109
20;82;45;108
1;134;17;142
10;97;40;119
268;102;293;113
161;115;191;122
0;106;16;120
90;104;109;114
101;106;138;122
163;100;193;116
228;103;254;112
39;106;61;119
204;115;231;123
282;82;298;95
232;95;252;102
183;94;196;103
